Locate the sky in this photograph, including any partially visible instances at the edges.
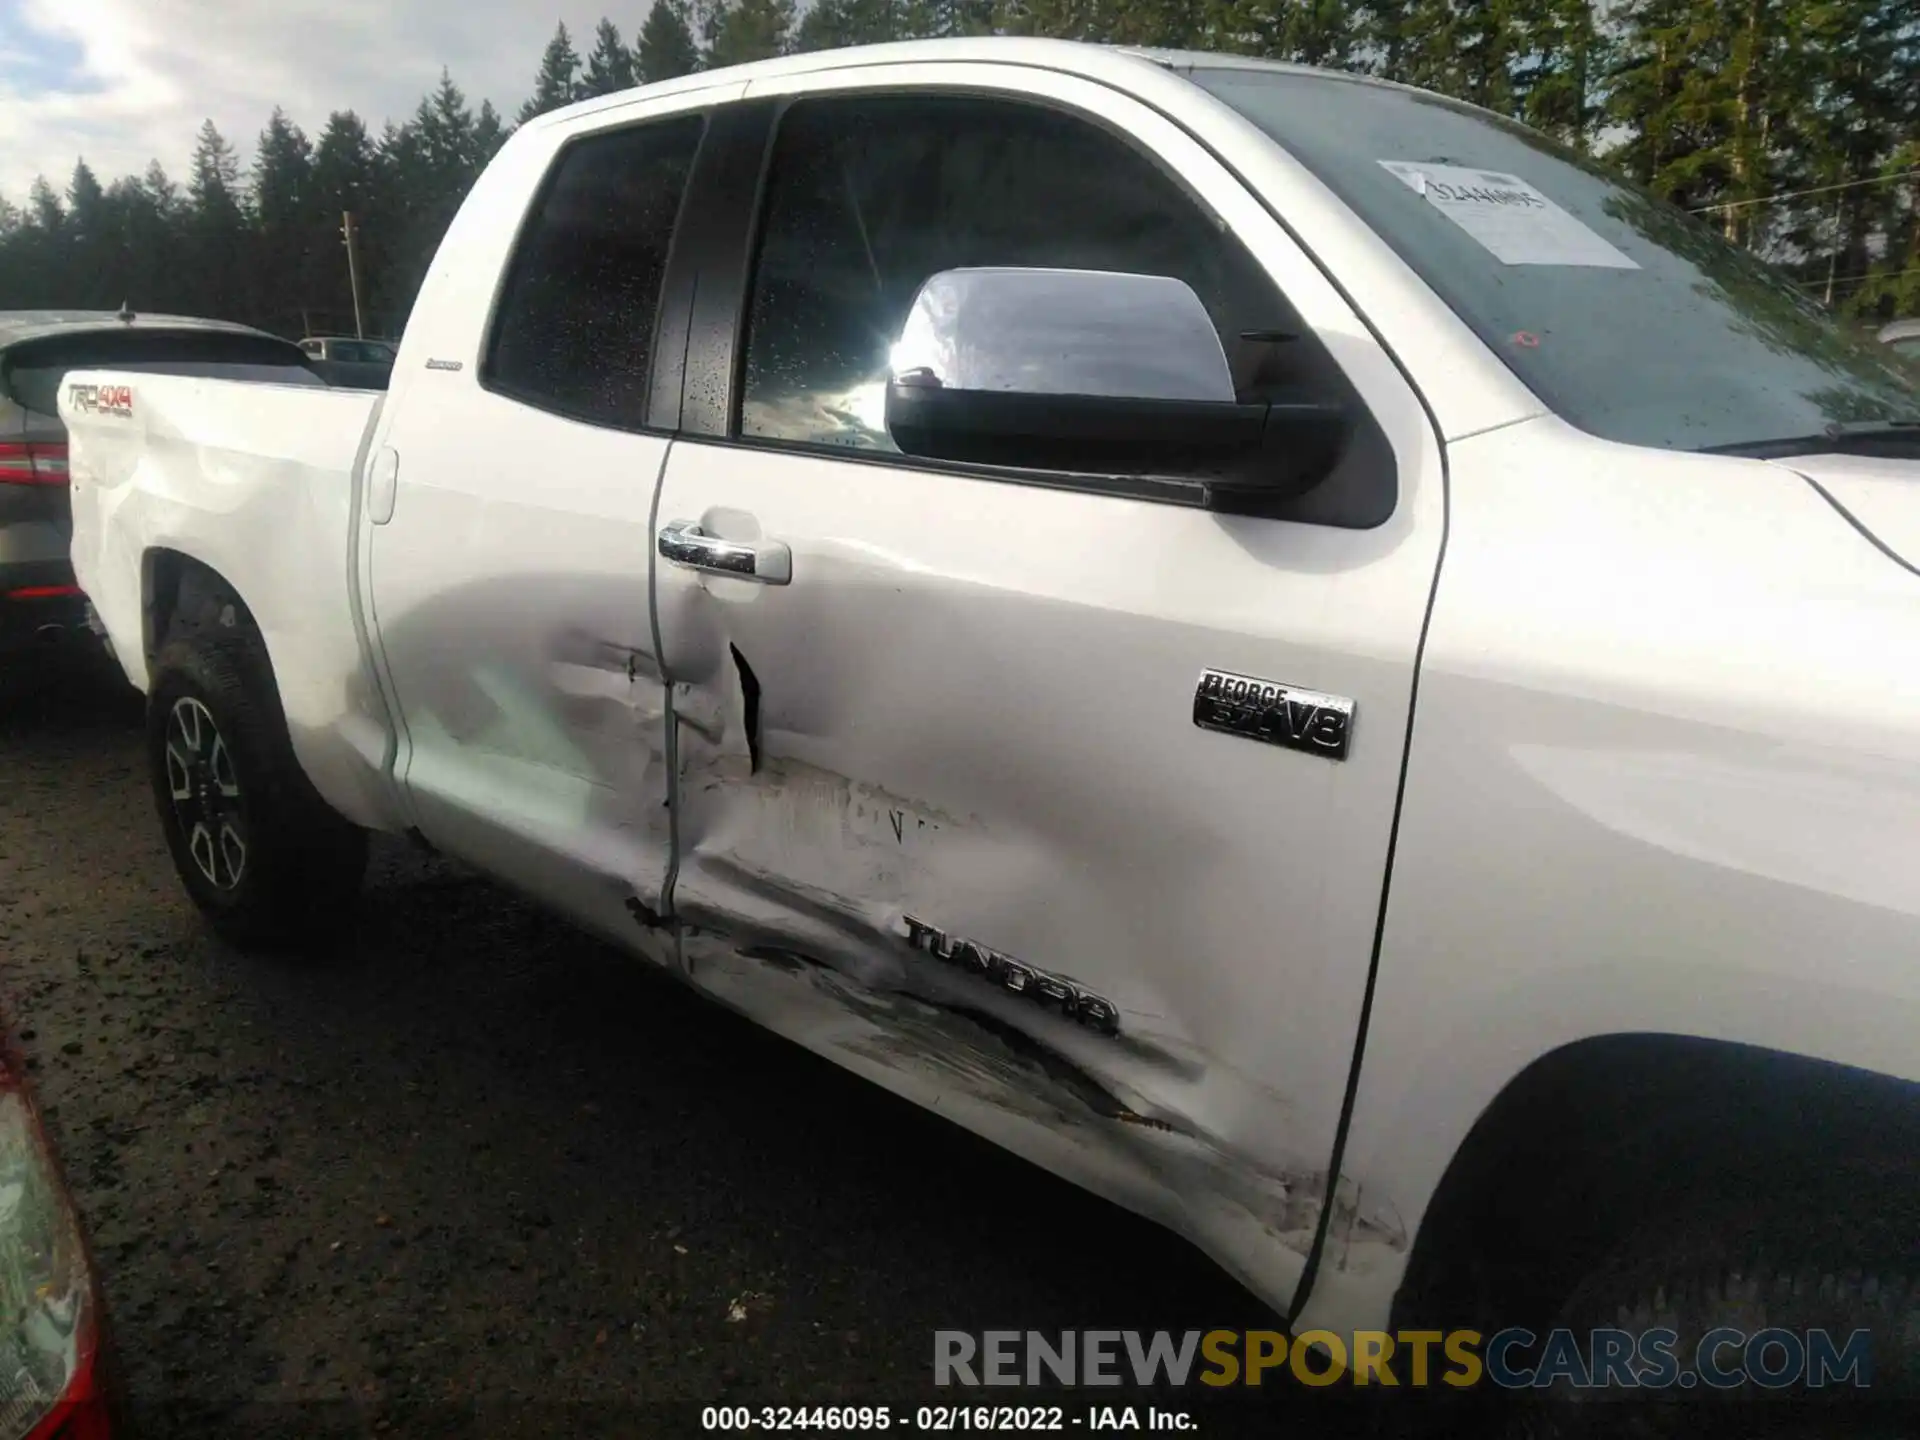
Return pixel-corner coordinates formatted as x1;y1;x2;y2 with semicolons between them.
0;0;632;205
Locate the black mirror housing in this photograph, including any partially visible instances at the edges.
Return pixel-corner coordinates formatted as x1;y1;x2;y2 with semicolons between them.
885;382;1352;506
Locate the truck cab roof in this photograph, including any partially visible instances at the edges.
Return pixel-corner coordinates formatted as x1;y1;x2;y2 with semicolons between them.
525;36;1409;133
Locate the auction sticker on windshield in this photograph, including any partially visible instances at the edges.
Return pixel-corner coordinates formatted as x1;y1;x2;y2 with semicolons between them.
1379;160;1639;269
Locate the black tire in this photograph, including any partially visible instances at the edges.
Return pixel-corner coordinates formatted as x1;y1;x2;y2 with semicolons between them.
146;633;367;949
1514;1195;1920;1439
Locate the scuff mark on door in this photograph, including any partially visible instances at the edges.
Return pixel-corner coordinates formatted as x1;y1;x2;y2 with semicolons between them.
685;931;1408;1286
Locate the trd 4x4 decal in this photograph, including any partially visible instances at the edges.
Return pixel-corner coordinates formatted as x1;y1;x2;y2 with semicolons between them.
67;383;134;418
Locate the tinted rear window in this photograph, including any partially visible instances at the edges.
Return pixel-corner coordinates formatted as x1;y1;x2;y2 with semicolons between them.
2;330;320;416
326;341;395;364
485;113;706;429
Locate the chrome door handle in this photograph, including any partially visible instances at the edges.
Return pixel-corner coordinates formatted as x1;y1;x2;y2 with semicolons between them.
657;519;792;585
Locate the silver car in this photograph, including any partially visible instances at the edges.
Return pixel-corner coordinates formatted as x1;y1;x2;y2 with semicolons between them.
1880;317;1920;362
0;310;323;659
297;336;396;390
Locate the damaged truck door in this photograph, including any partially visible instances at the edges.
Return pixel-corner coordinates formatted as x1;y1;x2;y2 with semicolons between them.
364;96;728;955
649;70;1445;1308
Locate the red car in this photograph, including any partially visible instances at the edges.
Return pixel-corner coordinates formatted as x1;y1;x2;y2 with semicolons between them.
0;1031;116;1439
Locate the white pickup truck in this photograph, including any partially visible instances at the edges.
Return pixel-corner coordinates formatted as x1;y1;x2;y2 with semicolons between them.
62;38;1920;1424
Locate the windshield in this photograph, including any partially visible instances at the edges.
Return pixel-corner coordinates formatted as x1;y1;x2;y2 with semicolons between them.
1189;66;1919;454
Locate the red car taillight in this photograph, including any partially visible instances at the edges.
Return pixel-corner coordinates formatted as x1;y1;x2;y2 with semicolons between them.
0;1050;110;1440
4;588;83;602
0;444;69;486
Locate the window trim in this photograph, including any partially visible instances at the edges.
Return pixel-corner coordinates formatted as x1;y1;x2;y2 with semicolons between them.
476;107;713;436
652;100;782;436
678;78;1399;525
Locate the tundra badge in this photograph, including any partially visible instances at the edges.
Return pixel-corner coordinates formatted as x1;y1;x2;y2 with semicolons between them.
1193;668;1355;760
902;917;1121;1037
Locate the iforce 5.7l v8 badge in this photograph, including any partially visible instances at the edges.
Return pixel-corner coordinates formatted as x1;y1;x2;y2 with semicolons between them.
1193;669;1355;761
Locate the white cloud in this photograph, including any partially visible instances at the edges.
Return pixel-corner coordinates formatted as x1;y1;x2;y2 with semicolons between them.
0;0;631;202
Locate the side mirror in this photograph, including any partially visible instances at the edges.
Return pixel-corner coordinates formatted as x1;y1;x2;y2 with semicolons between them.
884;267;1349;505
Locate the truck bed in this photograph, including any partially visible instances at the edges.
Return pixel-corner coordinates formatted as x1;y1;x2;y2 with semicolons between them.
62;370;400;830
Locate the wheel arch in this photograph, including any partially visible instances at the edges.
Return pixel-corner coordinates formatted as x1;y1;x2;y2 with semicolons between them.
141;546;261;673
138;543;403;835
1391;1032;1920;1332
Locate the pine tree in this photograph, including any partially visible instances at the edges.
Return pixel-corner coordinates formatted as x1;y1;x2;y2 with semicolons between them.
419;69;482;183
142;160;181;219
705;0;795;67
1197;0;1353;62
1396;0;1522;113
796;0;906;49
519;22;584;121
637;0;703;79
1604;0;1715;197
304;113;378;332
909;0;996;36
109;168;189;315
28;177;64;233
474;101;509;161
370;117;431;329
130;161;189;312
1605;0;1794;246
1717;0;1790;248
66;161;105;225
0;181;66;309
1356;0;1415;78
65;161;105;262
1513;0;1604;147
580;18;636;96
250;110;313;332
189;119;244;221
61;160;114;306
188;120;248;320
1774;0;1917;312
311;114;375;206
252;109;313;232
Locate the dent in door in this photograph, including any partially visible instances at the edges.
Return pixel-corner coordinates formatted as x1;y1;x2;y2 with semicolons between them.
680;924;1409;1304
371;483;677;930
665;621;1406;1294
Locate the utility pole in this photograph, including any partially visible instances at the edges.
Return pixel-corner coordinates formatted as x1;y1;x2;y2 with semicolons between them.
1823;191;1845;309
341;211;366;340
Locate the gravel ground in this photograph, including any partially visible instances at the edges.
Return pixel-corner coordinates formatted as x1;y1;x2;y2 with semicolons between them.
0;657;1414;1440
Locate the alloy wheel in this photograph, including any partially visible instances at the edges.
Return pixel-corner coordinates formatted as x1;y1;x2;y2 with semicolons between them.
163;696;248;890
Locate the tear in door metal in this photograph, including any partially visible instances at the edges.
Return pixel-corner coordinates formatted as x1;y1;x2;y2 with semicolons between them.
1192;668;1355;760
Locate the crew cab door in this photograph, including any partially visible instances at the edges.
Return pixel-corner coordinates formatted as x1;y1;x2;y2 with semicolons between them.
363;87;741;954
649;66;1445;1303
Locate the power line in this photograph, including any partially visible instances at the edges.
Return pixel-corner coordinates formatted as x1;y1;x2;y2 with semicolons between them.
1792;263;1920;289
1690;167;1920;214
